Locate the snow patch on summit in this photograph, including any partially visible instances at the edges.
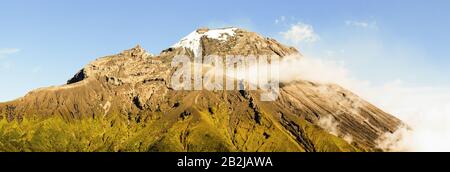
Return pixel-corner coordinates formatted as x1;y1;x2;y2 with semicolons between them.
172;28;237;57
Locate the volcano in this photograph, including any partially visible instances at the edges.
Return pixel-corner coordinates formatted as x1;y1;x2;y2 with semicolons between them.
0;28;401;152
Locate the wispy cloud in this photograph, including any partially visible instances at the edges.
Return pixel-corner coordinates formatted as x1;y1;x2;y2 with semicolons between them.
0;48;20;58
0;48;19;71
279;22;320;45
345;20;378;29
275;16;286;24
0;61;13;71
31;66;42;74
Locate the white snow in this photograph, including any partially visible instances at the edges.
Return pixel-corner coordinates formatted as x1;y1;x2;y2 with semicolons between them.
204;28;237;41
172;27;238;57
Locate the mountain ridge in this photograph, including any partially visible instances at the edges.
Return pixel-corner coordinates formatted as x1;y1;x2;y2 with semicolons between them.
0;27;401;152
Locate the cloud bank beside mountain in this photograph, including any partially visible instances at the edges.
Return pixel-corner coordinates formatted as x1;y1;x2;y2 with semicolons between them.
276;21;450;151
276;52;450;152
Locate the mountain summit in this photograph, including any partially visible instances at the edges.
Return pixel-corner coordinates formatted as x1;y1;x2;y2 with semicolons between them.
168;27;298;57
0;27;401;152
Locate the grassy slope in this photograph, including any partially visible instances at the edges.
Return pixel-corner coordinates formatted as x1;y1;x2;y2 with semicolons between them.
0;89;363;152
0;102;362;152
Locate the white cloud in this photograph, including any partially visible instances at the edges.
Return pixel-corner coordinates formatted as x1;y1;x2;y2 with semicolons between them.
318;115;340;136
275;53;450;152
369;81;450;152
345;20;378;29
275;16;286;24
280;22;320;45
0;48;20;58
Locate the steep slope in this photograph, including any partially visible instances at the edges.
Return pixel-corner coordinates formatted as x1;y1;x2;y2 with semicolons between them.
0;28;401;152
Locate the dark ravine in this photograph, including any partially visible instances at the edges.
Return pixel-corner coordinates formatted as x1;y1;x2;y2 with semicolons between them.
0;28;402;152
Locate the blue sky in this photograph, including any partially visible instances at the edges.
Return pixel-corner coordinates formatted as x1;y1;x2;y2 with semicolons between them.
1;0;450;101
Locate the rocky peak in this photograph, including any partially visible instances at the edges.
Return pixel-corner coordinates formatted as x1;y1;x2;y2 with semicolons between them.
66;44;154;85
170;27;299;57
67;28;298;85
196;28;210;34
120;44;152;58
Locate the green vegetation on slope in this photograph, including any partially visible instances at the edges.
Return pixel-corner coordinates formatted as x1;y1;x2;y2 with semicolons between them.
0;104;363;152
0;90;364;152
